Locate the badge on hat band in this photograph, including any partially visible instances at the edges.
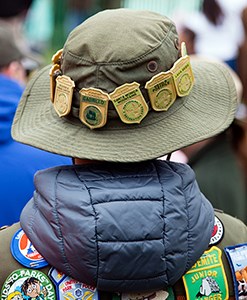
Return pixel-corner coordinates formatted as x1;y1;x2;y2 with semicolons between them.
52;48;63;65
209;216;224;246
49;63;61;102
49;267;99;300
79;88;109;129
54;75;75;117
0;269;56;299
110;82;148;124
225;243;247;299
145;72;177;111
182;246;229;299
11;228;48;269
171;42;194;97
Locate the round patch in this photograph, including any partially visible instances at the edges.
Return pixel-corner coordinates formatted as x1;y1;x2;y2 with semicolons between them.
178;73;192;94
209;216;224;245
84;105;102;126
155;89;173;110
0;269;56;300
123;100;144;122
11;228;48;269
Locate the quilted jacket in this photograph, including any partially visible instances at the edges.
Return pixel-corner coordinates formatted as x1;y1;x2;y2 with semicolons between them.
20;160;214;292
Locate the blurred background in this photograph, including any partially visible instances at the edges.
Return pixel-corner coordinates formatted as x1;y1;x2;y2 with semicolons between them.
22;0;204;60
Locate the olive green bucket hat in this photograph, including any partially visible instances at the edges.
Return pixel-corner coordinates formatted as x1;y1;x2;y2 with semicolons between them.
12;9;237;162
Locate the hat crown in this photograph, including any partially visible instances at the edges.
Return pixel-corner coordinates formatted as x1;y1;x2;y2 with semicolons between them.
61;9;179;93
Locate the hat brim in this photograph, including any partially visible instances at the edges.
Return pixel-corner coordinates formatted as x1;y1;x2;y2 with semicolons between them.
12;60;237;162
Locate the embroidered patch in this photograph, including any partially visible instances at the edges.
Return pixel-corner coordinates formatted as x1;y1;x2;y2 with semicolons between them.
225;243;247;299
209;216;224;246
0;269;56;299
49;267;99;299
121;290;170;300
11;228;48;268
182;246;229;299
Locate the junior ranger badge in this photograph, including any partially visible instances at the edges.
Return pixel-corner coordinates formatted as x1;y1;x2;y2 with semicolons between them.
110;82;148;124
54;75;75;117
171;42;194;97
79;88;109;129
145;72;177;111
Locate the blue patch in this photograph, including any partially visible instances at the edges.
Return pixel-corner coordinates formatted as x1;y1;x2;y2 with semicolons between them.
225;243;247;299
11;228;48;269
49;267;99;299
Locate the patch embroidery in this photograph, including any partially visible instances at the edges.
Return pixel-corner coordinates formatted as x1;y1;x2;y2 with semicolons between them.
11;228;48;268
121;290;170;300
225;243;247;299
182;246;229;299
0;269;56;299
49;267;99;299
209;216;224;246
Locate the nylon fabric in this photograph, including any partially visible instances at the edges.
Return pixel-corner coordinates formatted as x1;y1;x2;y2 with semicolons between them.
20;160;214;292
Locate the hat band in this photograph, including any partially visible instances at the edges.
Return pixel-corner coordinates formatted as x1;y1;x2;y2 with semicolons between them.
49;43;195;129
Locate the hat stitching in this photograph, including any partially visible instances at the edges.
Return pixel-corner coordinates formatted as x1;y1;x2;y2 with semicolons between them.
65;25;176;67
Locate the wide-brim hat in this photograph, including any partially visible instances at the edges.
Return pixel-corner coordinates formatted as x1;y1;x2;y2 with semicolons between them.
12;9;238;162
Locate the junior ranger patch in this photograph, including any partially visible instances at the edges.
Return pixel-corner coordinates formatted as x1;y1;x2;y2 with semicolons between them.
110;82;148;124
225;243;247;299
49;267;99;300
209;216;224;246
182;246;229;299
11;228;48;269
79;88;109;129
0;269;56;299
121;290;170;300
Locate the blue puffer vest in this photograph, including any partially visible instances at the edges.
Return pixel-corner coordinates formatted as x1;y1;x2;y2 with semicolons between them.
20;160;214;292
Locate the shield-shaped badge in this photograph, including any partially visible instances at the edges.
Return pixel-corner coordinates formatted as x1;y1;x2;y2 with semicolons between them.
110;82;148;124
79;88;109;129
53;75;75;117
145;72;177;111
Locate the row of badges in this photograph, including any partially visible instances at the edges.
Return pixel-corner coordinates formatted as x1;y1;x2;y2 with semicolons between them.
49;43;195;129
3;223;247;299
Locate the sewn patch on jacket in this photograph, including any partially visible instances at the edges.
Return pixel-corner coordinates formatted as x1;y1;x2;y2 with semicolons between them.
0;269;56;299
11;228;48;268
182;246;229;299
49;267;99;299
209;216;224;246
121;289;172;300
225;243;247;299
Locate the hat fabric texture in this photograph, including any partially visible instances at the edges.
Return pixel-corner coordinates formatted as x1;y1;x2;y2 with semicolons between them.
12;9;238;162
0;26;24;67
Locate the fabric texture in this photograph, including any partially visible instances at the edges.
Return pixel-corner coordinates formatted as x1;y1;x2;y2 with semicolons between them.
20;160;214;292
11;9;238;162
0;74;71;227
188;133;247;224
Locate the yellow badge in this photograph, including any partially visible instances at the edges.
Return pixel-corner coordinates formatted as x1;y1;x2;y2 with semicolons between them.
79;88;109;129
145;72;177;111
52;48;63;64
171;42;194;97
49;64;61;102
53;75;75;117
110;82;148;124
